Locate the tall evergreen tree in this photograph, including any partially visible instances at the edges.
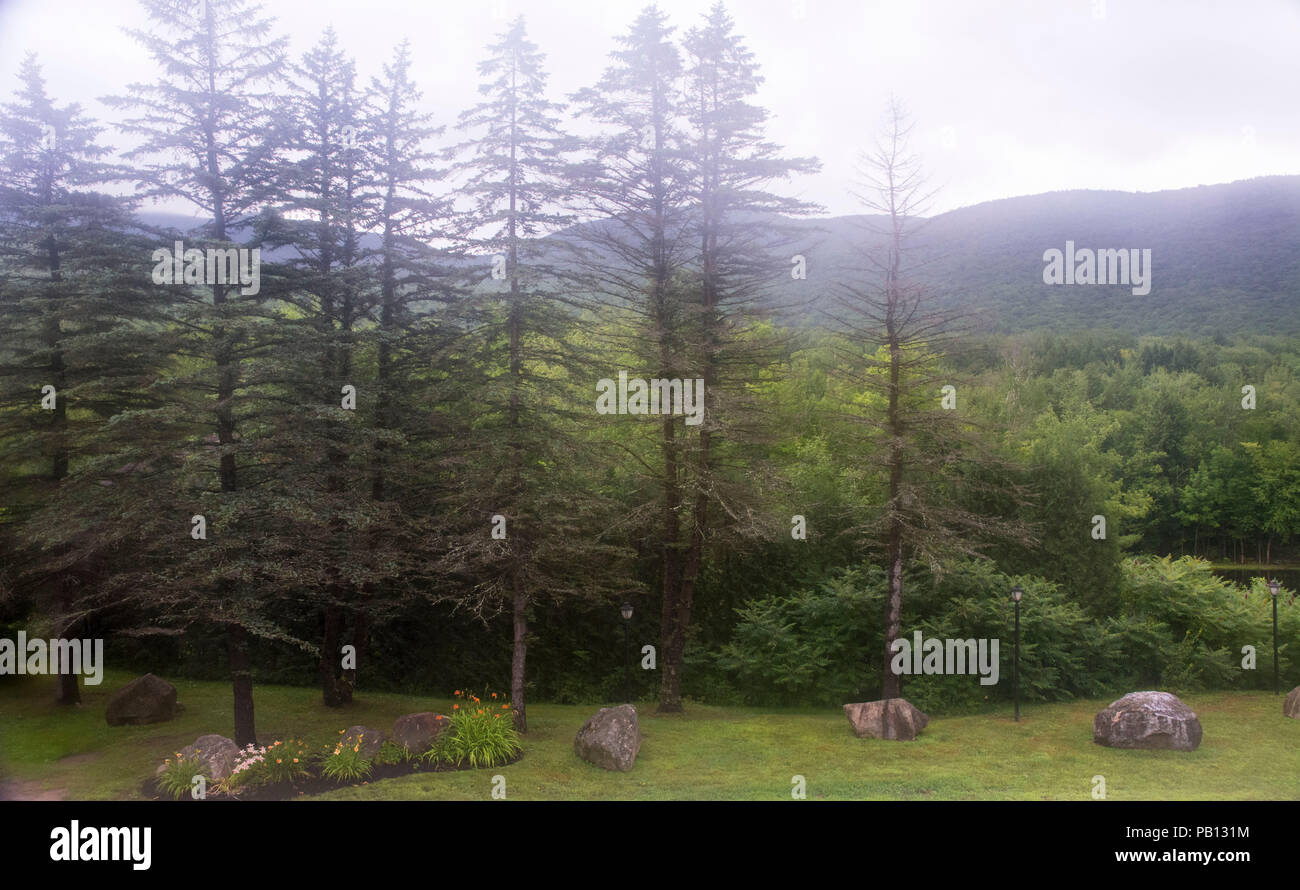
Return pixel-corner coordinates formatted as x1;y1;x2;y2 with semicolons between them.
570;4;699;713
448;16;632;730
265;27;378;706
359;40;463;672
639;2;822;712
100;0;288;745
0;54;170;705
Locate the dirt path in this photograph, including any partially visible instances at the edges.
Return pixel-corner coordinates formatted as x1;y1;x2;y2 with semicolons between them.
0;780;66;801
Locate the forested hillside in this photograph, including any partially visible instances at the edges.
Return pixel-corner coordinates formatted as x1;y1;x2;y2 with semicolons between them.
771;175;1300;336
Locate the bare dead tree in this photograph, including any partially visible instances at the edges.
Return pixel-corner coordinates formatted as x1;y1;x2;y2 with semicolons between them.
826;99;1034;700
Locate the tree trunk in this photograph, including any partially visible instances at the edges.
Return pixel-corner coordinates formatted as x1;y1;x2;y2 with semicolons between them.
880;317;905;700
881;524;904;699
319;602;349;706
657;415;685;714
56;669;80;706
54;579;80;705
347;598;369;693
511;580;528;732
228;624;256;747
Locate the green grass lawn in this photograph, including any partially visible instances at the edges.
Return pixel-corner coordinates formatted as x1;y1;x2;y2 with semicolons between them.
2;670;1297;800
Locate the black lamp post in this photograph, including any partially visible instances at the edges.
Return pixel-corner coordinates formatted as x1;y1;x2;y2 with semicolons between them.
620;602;634;704
1269;579;1281;695
1011;584;1023;722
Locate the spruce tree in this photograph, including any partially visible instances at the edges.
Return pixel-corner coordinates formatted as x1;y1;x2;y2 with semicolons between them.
358;40;463;679
570;4;697;712
0;54;170;705
448;16;632;729
100;0;289;745
639;2;822;712
266;27;377;706
572;4;818;711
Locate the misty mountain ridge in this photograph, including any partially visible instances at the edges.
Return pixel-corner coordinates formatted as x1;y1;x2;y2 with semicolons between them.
139;174;1300;336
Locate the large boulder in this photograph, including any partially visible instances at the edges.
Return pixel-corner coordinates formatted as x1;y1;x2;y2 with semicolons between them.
105;674;177;726
1285;686;1300;719
156;734;241;782
574;704;642;772
391;712;451;754
1093;691;1202;751
341;725;385;760
843;699;929;741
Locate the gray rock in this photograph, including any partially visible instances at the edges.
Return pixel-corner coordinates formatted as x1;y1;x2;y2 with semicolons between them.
1093;691;1202;751
1285;686;1300;719
341;725;385;759
574;704;642;772
391;712;452;754
163;734;241;781
843;698;929;741
105;674;177;726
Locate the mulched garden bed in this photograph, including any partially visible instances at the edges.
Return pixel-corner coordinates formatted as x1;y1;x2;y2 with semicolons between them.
143;751;523;801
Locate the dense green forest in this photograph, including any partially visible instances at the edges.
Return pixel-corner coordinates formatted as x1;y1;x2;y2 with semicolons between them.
2;1;1298;742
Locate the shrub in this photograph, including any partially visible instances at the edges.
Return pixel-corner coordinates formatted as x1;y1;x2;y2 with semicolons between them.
426;689;522;769
716;560;1098;710
716;554;1298;713
715;565;888;706
1117;555;1293;691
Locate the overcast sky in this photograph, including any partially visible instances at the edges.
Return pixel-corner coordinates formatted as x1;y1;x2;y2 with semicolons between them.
2;0;1297;217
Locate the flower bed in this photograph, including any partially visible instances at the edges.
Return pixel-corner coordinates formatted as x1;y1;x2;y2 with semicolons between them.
146;689;522;801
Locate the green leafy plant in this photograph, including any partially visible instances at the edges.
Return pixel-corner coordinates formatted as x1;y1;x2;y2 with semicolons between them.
262;739;312;785
319;733;374;783
156;752;206;801
426;689;521;769
375;739;412;766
